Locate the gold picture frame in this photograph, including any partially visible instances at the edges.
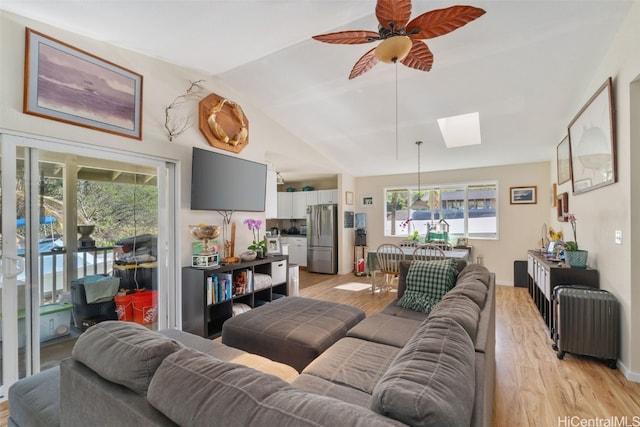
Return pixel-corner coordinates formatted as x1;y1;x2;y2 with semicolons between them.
345;191;354;205
568;77;616;195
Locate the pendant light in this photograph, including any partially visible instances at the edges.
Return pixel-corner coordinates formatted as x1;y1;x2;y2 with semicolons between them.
410;141;428;210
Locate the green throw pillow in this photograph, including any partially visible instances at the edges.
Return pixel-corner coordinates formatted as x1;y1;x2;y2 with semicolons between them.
398;259;458;313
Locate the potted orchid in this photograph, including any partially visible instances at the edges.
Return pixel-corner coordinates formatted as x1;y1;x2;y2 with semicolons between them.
563;213;588;268
243;218;267;257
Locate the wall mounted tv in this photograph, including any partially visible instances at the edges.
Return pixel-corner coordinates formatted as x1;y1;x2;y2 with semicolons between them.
191;147;267;212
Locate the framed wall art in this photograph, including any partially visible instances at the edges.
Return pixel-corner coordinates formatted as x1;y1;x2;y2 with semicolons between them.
556;192;569;221
360;194;374;208
568;77;616;195
345;191;354;205
510;186;537;205
556;135;571;185
24;28;143;140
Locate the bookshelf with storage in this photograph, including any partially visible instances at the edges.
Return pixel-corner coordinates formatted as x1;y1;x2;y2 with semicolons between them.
182;255;288;338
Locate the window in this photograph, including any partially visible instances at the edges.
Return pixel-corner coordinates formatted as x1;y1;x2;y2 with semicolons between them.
384;183;497;239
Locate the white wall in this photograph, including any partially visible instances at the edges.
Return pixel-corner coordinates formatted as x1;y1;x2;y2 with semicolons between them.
545;2;640;379
355;161;551;285
0;10;343;271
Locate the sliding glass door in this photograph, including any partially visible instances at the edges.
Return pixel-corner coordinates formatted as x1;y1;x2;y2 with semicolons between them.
0;133;177;397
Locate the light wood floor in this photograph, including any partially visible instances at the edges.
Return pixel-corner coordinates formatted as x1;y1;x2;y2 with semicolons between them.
2;272;639;426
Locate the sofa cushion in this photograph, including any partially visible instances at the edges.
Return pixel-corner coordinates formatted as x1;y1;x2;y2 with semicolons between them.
456;263;491;287
292;373;372;408
446;278;488;309
302;337;401;395
148;347;404;427
397;259;458;313
371;317;476;427
428;293;481;341
346;313;423;348
8;366;60;427
398;259;467;298
160;329;298;381
71;321;182;396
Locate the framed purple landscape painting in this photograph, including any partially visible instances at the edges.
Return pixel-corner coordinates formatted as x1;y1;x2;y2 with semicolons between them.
24;28;143;140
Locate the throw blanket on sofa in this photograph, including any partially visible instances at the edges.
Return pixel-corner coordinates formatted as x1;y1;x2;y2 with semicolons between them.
398;259;458;313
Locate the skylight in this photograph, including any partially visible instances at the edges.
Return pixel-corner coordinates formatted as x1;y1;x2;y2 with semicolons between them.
437;112;481;148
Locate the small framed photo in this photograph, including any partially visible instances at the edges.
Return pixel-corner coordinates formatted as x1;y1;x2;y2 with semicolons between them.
510;186;537;204
456;237;469;246
361;194;374;208
345;191;354;205
266;237;281;255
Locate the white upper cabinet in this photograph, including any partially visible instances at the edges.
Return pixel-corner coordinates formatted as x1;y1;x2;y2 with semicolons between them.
292;192;307;219
305;191;318;206
277;192;293;219
265;170;278;219
277;192;307;219
318;189;338;204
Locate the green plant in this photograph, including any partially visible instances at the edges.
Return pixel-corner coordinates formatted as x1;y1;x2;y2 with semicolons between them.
564;213;578;250
243;218;267;253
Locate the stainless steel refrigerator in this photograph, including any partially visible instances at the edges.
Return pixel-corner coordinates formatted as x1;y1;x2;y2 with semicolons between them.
307;204;338;274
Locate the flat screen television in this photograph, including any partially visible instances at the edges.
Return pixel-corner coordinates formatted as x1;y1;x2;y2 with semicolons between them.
191;147;267;212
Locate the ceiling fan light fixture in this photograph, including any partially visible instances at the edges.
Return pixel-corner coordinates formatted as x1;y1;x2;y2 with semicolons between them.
375;36;412;64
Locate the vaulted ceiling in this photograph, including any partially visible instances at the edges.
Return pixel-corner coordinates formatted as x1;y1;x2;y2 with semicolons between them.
1;1;633;182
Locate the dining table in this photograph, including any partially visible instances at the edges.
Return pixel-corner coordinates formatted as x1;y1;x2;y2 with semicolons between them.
365;246;470;276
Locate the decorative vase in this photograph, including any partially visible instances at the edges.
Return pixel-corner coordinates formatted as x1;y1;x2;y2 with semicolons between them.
564;250;588;269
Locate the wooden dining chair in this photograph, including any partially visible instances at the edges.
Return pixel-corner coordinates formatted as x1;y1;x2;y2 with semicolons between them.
371;244;405;294
412;244;446;261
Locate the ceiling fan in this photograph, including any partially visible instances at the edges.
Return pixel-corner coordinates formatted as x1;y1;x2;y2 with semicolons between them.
312;0;486;79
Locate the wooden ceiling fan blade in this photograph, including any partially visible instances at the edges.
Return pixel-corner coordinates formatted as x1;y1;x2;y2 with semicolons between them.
407;5;486;40
313;30;380;45
400;41;433;72
349;47;379;79
375;0;412;31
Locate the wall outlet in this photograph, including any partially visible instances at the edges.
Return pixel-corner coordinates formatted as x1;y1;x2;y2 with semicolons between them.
615;230;623;245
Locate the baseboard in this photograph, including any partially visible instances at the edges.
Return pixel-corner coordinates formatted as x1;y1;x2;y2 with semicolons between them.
617;360;640;383
496;280;514;286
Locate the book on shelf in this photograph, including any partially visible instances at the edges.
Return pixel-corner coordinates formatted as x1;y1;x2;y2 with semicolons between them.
233;269;254;295
206;276;213;305
215;272;232;302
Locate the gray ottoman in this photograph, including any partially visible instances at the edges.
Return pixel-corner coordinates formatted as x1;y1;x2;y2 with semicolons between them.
222;296;365;372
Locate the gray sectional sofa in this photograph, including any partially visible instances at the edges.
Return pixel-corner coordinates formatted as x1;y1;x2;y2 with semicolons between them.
8;262;495;427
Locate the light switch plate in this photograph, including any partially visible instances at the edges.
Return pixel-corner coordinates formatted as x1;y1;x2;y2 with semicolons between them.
615;230;623;245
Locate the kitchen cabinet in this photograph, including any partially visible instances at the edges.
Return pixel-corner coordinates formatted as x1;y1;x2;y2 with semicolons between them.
292;192;307;219
277;192;307;219
286;236;307;267
277;192;293;218
305;191;318;206
265;170;277;219
318;189;338;204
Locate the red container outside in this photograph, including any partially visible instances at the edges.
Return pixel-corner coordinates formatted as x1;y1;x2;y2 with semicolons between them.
114;294;133;321
132;290;158;325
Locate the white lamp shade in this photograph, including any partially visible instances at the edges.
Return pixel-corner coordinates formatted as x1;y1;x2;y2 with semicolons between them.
375;36;413;64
